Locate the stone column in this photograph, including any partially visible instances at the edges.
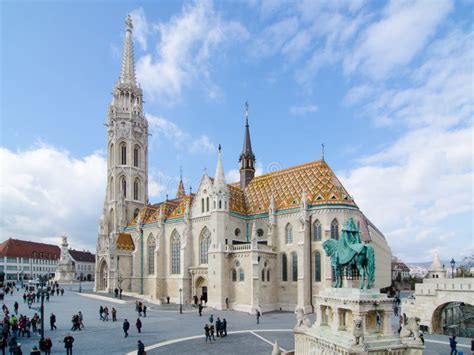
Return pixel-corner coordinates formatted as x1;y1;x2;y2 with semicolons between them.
382;310;392;335
297;217;311;313
331;307;340;332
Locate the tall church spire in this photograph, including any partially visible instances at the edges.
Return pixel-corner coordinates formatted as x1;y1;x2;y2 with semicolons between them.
176;167;186;199
215;144;226;186
120;15;137;86
239;102;256;189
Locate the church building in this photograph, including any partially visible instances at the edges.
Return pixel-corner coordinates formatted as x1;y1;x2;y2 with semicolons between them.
95;16;392;313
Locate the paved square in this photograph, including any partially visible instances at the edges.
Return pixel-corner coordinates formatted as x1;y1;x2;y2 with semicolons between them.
1;283;470;354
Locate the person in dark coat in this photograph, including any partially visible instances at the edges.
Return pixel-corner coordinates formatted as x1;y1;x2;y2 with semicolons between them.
198;304;203;317
63;334;74;355
204;324;210;342
256;310;261;324
215;318;222;338
143;305;147;318
123;319;130;338
137;340;145;355
49;314;56;330
222;318;227;337
40;337;52;355
450;335;458;355
136;318;142;334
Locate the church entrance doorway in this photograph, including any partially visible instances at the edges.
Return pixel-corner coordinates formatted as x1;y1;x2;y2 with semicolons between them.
98;259;108;291
195;276;208;304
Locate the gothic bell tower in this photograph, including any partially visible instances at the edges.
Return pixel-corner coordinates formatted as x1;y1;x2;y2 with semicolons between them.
239;102;256;189
96;15;148;291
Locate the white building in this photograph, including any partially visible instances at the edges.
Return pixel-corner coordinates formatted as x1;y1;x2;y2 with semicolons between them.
0;238;60;281
69;249;95;281
95;16;392;313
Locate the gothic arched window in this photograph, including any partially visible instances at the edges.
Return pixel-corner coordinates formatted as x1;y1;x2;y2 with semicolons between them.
133;178;139;200
239;269;245;282
109;177;114;200
201;198;204;213
121;177;127;198
331;219;339;240
285;223;293;244
314;251;321;282
171;231;181;274
267;269;270;282
281;253;288;281
206;197;209;212
261;269;265;282
147;234;155;275
292;252;298;282
232;269;237;282
120;142;127;165
133;145;140;168
199;228;211;265
313;219;322;241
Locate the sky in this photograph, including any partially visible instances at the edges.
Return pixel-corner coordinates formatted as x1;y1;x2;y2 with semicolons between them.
0;0;472;263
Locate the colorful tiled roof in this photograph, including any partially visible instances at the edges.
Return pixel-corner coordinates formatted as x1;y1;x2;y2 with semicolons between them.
232;159;356;215
0;238;60;259
116;233;135;251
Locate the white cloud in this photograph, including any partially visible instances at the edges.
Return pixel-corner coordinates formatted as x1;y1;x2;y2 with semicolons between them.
340;25;473;262
0;144;106;251
289;104;318;115
0;144;168;251
345;0;453;79
147;113;215;154
130;7;150;51
135;1;248;102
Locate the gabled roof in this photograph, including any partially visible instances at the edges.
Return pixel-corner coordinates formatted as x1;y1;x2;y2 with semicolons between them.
230;159;356;215
68;249;95;263
0;238;60;259
116;233;135;251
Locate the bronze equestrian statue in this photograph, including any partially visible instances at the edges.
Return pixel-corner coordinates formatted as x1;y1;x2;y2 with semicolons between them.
323;218;375;289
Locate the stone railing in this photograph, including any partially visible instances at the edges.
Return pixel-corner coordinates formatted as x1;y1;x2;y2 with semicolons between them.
415;278;474;296
225;243;276;253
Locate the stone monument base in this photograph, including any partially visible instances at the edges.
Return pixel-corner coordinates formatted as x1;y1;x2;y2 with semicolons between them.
294;288;424;354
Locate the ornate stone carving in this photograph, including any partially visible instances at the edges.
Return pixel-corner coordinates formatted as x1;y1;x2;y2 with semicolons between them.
351;317;364;347
400;317;423;345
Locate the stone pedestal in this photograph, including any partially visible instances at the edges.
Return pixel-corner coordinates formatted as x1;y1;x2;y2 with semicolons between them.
294;288;424;354
54;236;76;282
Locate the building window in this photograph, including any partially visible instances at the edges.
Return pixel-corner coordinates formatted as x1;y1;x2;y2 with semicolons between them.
134;145;139;168
292;252;298;281
121;177;127;198
257;229;264;237
235;228;241;237
267;269;270;282
201;198;204;213
218;200;222;209
171;231;181;275
331;219;339;240
7;257;17;263
148;234;155;275
133;208;140;220
199;228;211;265
134;178;139;200
239;269;244;282
120;143;127;165
285;223;293;244
232;269;237;282
313;220;322;241
261;269;265;282
206;197;209;212
281;253;288;281
315;252;321;282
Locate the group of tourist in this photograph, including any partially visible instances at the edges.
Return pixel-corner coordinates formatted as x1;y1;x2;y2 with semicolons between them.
122;317;143;337
204;314;228;342
70;311;83;331
135;301;147;317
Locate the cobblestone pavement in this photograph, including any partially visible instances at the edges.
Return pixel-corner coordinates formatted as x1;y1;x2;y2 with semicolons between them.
1;284;471;354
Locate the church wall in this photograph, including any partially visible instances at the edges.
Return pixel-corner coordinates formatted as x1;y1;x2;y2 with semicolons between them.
117;254;133;292
367;225;391;289
229;252;252;311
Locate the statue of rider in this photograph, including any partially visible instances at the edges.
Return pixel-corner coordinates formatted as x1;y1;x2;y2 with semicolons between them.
342;217;364;254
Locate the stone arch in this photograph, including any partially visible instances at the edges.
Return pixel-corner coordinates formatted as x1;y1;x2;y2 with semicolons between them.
431;301;474;336
195;276;208;303
97;258;108;291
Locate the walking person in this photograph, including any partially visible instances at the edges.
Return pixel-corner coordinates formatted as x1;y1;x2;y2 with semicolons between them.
40;337;52;355
99;306;104;321
209;324;216;341
143;305;147;318
222;318;227;337
256;310;261;324
208;314;214;324
78;311;83;329
112;308;117;322
204;324;210;342
450;335;458;355
137;340;145;355
63;333;74;355
215;318;221;338
136;318;142;334
123;319;130;338
49;314;56;331
198;304;203;317
13;303;18;316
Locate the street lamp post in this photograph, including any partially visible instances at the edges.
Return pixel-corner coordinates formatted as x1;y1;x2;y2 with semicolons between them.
450;258;456;279
79;277;82;293
179;288;183;314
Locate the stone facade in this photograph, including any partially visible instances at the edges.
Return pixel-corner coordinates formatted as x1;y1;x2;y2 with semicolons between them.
95;16;392;313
